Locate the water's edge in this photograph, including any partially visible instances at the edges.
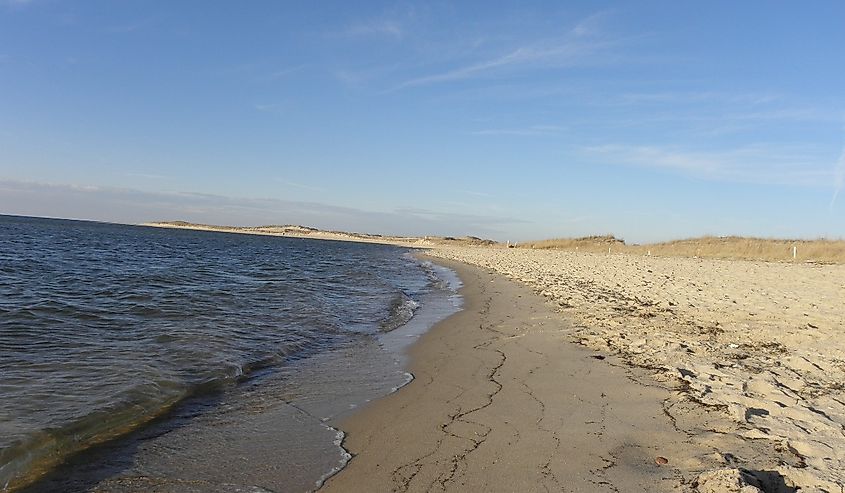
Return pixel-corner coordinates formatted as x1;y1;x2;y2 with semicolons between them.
10;251;462;493
316;255;464;491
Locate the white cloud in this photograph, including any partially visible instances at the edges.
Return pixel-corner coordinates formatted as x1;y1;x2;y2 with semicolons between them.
273;178;325;193
471;124;567;137
256;65;306;82
395;39;602;89
462;190;492;198
253;103;284;112
126;172;169;180
393;12;614;90
344;19;403;39
333;64;401;87
570;10;614;38
619;91;782;106
0;180;522;238
584;143;835;186
106;21;148;33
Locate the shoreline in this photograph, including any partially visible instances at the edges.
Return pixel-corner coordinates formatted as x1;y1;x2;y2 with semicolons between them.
322;258;792;492
421;248;845;491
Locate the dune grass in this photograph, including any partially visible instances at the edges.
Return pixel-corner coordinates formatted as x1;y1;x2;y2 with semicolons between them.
517;235;845;263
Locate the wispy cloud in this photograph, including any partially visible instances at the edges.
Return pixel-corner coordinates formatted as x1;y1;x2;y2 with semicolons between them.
590;107;842;132
471;124;567;137
273;179;325;193
0;53;36;67
395;40;602;89
333;69;370;86
584;143;836;186
126;172;169;180
619;91;782;106
0;180;518;238
1;0;34;8
393;11;616;90
253;103;285;112
56;12;78;25
570;9;615;38
333;64;401;87
462;190;492;198
393;207;528;227
563;215;591;224
216;63;306;84
340;4;419;41
257;65;306;82
106;21;149;33
344;19;403;39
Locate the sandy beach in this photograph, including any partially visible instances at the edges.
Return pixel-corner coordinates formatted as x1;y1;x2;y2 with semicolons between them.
136;223;845;491
8;2;842;491
323;251;845;492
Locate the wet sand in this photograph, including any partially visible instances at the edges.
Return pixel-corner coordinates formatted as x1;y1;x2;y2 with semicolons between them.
323;259;797;492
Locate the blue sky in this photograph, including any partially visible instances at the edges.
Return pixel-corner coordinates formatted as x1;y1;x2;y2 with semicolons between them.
1;1;843;242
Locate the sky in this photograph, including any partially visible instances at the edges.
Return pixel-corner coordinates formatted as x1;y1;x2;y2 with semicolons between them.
1;1;843;242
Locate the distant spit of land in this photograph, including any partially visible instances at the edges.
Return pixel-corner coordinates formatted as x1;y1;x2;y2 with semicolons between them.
141;221;496;247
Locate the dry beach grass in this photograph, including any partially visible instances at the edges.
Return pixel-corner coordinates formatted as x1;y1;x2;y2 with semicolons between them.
518;236;845;264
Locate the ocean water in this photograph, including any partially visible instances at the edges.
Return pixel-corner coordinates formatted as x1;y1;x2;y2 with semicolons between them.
0;215;461;492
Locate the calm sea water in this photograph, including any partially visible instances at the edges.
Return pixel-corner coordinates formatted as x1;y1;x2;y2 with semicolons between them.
0;215;460;492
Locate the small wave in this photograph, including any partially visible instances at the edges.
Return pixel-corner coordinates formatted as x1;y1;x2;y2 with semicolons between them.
0;338;329;492
380;292;420;332
312;428;352;491
391;371;415;393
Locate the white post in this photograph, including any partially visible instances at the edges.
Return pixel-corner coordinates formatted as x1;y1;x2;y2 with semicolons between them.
793;245;797;259
647;250;651;256
608;247;611;254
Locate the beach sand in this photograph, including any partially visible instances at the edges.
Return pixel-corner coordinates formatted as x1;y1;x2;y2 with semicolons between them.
323;258;810;492
408;248;845;492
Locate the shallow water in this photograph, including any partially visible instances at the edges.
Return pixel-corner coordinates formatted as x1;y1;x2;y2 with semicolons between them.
0;215;461;492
